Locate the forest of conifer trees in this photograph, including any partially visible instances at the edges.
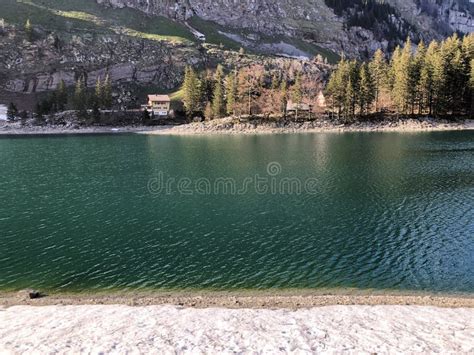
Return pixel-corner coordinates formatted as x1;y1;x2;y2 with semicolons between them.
326;34;474;121
181;33;473;123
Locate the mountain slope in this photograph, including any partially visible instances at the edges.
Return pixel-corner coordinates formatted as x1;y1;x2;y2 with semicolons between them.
98;0;474;56
0;0;331;109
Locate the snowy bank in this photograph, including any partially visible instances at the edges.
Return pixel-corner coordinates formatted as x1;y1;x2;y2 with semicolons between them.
0;305;473;353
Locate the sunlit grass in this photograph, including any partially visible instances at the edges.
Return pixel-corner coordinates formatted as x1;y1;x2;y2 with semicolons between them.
116;27;190;44
53;11;105;25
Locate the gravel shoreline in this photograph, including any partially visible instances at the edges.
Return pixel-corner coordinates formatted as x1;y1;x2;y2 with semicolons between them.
1;118;473;136
146;117;474;135
1;290;473;309
0;123;173;136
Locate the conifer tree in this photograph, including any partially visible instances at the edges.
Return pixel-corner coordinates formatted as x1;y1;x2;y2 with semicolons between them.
462;34;474;114
431;40;448;116
280;80;288;117
344;60;360;120
470;58;474;115
291;72;303;120
369;49;387;112
102;74;113;109
409;40;426;114
95;77;103;108
236;71;256;117
269;73;281;115
387;45;401;91
73;76;87;113
200;70;215;106
359;63;375;115
182;66;201;118
55;79;68;112
271;73;280;91
212;65;225;118
225;71;237;116
325;58;347;119
204;101;213;121
419;41;437;115
391;38;413;114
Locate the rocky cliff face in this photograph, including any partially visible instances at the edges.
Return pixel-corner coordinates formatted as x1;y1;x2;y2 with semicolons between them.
0;0;470;109
97;0;473;54
1;32;199;93
0;24;203;108
0;23;329;109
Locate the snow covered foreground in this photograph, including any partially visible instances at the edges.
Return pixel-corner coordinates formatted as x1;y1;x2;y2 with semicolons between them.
0;305;473;354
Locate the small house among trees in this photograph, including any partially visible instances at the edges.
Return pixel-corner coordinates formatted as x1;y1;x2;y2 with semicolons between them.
286;101;313;115
145;95;171;117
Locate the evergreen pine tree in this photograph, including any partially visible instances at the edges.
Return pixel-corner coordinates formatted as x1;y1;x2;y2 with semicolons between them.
325;58;347;119
212;65;225;118
200;70;215;106
280;80;288;118
419;41;437;115
102;74;112;109
55;79;68;111
369;49;387;112
359;63;376;116
73;76;87;117
410;40;426;114
344;61;360;120
182;66;201;118
225;71;237;116
269;73;281;116
461;34;474;114
387;45;401;91
391;38;413;115
95;77;103;108
431;40;448;116
291;72;303;120
271;73;280;91
204;101;213;121
470;58;474;115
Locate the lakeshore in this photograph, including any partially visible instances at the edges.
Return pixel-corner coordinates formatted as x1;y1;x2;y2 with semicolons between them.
0;117;473;136
147;117;474;135
1;132;473;294
1;128;473;353
1;290;474;308
1;304;473;353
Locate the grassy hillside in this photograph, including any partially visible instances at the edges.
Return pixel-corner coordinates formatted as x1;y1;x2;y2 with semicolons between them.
1;0;339;60
1;0;195;43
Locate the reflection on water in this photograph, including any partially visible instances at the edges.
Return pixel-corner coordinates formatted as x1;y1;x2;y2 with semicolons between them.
0;131;473;293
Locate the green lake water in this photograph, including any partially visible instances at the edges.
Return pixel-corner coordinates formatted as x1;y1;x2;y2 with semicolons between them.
0;131;473;293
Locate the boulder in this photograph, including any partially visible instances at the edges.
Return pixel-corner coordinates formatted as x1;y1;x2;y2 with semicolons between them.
18;289;43;299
